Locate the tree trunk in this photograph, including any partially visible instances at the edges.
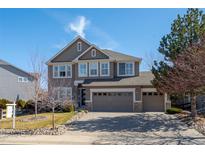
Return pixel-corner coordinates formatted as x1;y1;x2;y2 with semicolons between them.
190;92;197;118
35;100;38;118
52;107;55;129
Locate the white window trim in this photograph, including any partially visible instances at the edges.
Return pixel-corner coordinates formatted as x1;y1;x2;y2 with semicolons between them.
100;62;110;76
89;62;98;77
78;63;88;77
91;49;96;57
77;41;82;52
66;65;72;78
117;62;135;77
53;64;72;78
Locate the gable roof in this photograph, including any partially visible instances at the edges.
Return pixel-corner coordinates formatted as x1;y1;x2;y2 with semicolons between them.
47;36;142;64
73;45;114;62
46;35;92;64
82;71;153;87
0;59;34;78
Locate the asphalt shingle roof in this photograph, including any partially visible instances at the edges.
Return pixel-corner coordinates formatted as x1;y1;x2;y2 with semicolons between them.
82;71;154;87
0;59;33;77
102;49;142;62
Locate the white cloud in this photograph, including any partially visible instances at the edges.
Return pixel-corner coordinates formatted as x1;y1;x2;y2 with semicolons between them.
65;16;89;38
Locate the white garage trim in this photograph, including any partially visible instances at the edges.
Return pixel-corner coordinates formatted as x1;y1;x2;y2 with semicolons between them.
142;88;157;92
89;88;136;112
164;93;170;111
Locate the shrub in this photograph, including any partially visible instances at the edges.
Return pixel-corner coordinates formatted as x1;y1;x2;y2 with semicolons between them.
0;99;12;109
78;109;88;113
166;107;182;114
62;102;75;112
16;99;27;109
24;100;35;110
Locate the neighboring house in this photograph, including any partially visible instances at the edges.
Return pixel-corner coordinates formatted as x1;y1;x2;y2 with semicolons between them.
0;59;35;102
47;36;171;112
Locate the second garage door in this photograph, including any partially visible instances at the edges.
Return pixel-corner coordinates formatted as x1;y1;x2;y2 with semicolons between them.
143;92;164;112
92;92;133;112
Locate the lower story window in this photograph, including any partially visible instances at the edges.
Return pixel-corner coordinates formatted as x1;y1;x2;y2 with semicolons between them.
54;87;72;101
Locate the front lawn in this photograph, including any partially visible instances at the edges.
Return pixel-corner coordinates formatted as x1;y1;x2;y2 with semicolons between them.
0;112;75;130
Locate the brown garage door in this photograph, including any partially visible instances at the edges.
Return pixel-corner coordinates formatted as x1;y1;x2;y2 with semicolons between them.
143;92;164;112
92;92;133;112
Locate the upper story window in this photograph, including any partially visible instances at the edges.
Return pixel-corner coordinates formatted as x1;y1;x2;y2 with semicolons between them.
78;63;87;77
100;62;109;76
77;42;82;52
59;65;66;77
89;62;98;77
91;49;96;57
18;77;28;83
53;64;72;78
118;62;134;76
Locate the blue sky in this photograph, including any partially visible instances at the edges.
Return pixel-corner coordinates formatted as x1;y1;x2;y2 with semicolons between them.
0;8;193;72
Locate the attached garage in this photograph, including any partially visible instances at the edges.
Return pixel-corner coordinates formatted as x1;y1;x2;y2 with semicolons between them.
142;92;165;112
92;91;133;112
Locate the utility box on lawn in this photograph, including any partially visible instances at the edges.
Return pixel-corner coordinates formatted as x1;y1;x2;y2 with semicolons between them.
6;104;16;118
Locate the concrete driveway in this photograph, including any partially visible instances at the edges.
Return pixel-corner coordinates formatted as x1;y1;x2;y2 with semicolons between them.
0;112;205;144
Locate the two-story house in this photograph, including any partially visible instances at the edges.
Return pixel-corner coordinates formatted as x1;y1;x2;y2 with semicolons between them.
0;59;35;102
47;36;171;112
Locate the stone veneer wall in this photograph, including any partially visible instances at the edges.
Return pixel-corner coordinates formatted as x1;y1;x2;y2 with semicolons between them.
133;102;143;112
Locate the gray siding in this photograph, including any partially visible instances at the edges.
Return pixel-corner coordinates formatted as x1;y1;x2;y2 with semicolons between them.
51;38;90;62
0;65;35;101
79;47;109;60
135;62;140;76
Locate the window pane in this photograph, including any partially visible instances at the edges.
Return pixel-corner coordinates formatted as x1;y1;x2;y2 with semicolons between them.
119;63;133;75
90;62;97;76
119;63;125;75
23;77;28;82
101;63;109;76
79;63;87;76
54;66;58;77
91;49;96;57
59;66;66;77
59;66;65;71
67;65;71;77
126;63;133;75
77;42;82;51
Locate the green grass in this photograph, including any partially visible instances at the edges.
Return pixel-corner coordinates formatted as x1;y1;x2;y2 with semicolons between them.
0;112;75;130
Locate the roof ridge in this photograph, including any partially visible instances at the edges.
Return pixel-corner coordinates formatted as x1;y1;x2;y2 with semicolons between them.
102;49;142;61
0;59;33;77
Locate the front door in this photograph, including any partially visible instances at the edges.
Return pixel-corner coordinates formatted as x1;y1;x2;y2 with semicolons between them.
78;88;86;107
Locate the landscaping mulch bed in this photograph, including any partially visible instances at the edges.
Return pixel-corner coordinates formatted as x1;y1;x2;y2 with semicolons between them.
176;111;205;135
0;110;87;136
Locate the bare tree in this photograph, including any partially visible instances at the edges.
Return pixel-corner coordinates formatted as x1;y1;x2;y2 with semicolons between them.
152;37;205;118
30;53;47;118
44;78;73;129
